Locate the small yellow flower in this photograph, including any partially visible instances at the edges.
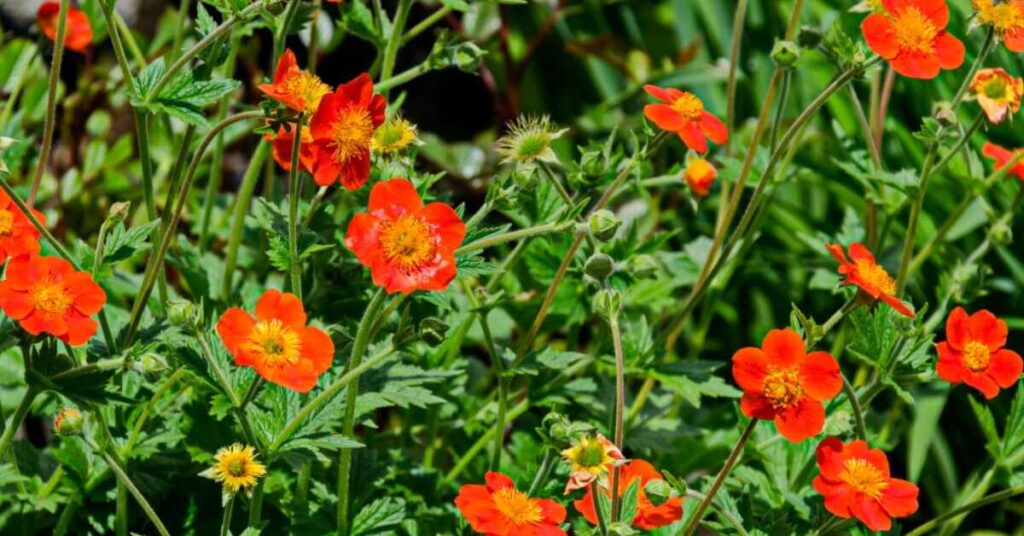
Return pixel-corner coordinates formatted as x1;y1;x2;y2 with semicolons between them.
372;116;419;154
970;67;1024;124
200;444;267;494
560;434;622;494
496;115;568;166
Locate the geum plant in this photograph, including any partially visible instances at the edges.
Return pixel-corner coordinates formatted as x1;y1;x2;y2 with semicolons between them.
0;0;1023;534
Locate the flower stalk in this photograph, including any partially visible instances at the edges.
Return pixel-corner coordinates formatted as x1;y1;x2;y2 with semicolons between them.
681;419;756;536
28;0;70;205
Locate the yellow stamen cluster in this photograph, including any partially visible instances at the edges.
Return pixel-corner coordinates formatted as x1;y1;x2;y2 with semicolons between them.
372;117;418;154
763;368;803;408
284;72;330;114
892;7;938;53
962;341;992;372
838;458;888;499
492;487;543;525
31;281;73;315
0;209;13;235
244;319;302;367
855;259;897;296
201;444;267;495
329;109;375;164
974;0;1024;33
671;93;705;121
380;215;434;268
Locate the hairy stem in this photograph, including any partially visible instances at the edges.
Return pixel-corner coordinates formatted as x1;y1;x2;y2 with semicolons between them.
28;0;69;204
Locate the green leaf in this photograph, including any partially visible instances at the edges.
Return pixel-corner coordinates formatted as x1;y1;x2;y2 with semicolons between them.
351;497;406;536
438;0;472;10
969;395;1002;461
102;220;161;265
618;476;641;526
1003;380;1024;460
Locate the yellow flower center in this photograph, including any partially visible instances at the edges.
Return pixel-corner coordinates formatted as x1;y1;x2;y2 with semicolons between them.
373;118;417;154
762;368;802;408
284;72;330;114
380;215;434;268
0;209;13;235
855;259;897;296
671;93;705;121
329;108;375;164
492;488;543;526
244;319;302;367
983;77;1011;100
31;281;72;315
975;0;1024;32
227;459;246;477
211;445;266;494
963;340;992;372
892;7;938;53
839;458;888;499
564;437;613;472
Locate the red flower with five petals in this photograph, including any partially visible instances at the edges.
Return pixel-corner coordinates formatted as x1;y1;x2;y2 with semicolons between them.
861;0;965;79
455;472;567;536
344;179;465;295
642;85;727;154
732;328;842;443
309;74;386;190
813;437;919;531
258;49;331;115
936;307;1023;399
0;254;106;346
828;243;914;317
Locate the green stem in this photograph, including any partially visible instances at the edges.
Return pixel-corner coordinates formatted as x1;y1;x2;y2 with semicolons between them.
337;290;388;535
116;481;128;536
402;5;452;45
220;494;235;536
442;399;530;485
843;375;867;440
378;0;413;97
684;490;750;536
592;481;609;535
680;419;756;536
222;141;271;300
907;485;1024;536
199;37;242;252
124;368;187;454
609;312;626;522
28;0;69;204
287;116;306;299
134;110;159;249
374;61;432;93
248;482;265;528
125;111;263;345
526;448;556;496
456;221;572;255
461;280;507;471
769;71;792;153
93;442;171;536
0;387;38;460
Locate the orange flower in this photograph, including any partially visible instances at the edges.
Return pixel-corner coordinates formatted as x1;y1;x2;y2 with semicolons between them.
216;289;335;393
309;73;386;190
936;307;1023;399
827;243;914;317
684;158;717;197
642;85;727;154
861;0;965;79
0;254;106;346
37;2;93;53
982;142;1024;181
0;191;45;262
973;0;1024;52
344;179;465;295
454;471;567;535
258;49;331;115
265;125;316;174
970;68;1024;123
732;328;842;443
573;459;683;530
813;437;919;531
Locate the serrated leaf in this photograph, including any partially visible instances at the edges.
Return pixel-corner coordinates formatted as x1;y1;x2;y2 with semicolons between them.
969;395;1002;460
102;219;161;265
351;497;406;536
618;476;641;525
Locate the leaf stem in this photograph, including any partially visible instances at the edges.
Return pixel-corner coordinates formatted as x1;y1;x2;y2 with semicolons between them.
402;5;452;45
843;375;867;440
220;494;235;536
91;439;171;536
287;115;306;299
456;221;573;255
609;312;626;522
0;386;38;460
680;419;756;536
28;0;69;204
906;485;1024;536
378;0;413;97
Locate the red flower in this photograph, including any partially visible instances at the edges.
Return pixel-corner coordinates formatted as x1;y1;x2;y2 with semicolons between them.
265;125;316;174
573;459;683;530
936;307;1023;399
216;289;335;393
684;158;717;197
0;254;106;346
982;142;1024;181
827;243;914;317
454;471;567;536
258;49;331;115
813;437;919;531
344;179;465;295
36;2;93;53
732;328;842;443
0;191;45;262
309;73;386;190
642;85;727;154
861;0;965;79
973;0;1024;52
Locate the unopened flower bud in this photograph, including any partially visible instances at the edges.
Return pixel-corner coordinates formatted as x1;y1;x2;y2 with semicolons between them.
593;289;622;321
140;353;168;377
541;412;572;447
935;105;957;128
771;40;801;68
167;299;197;328
452;42;486;73
55;408;83;436
584;253;615;281
418;317;449;346
589;209;621;241
108;202;131;224
990;219;1013;246
644;479;673;506
626;254;660;279
797;26;823;48
579;149;605;178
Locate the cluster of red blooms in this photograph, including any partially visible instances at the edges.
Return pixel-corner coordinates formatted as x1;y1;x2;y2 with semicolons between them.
0;191;107;347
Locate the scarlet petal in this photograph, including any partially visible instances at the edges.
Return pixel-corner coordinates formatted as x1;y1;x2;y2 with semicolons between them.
732;347;768;392
298;326;335;374
344;213;383;267
0;286;33;320
815;436;847;479
4;255;46;291
338;73;374;107
851;495;892;532
368;179;424;217
963;370;1000;399
881;294;915;318
420;203;466;253
311;145;342;187
699;112;728;144
643;103;686;131
740;393;777;420
847;242;876;264
935;342;965;384
799;351;842;401
1005;29;1024;52
21;309;68;338
63;313;98;347
642;84;685;104
774;399;824;443
862;14;899;59
934;33;965;70
255;289;307;327
309;93;343;140
339;151;371;191
678;122;708;154
880;478;920;518
814;476;854;518
484;471;515;492
967;309;1007;350
891;50;941;80
761;328;805;368
216;308;256;356
273;49;299;84
66;272;106;316
534;498;567;524
987;349;1024;389
910;0;950;27
945;307;970;350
